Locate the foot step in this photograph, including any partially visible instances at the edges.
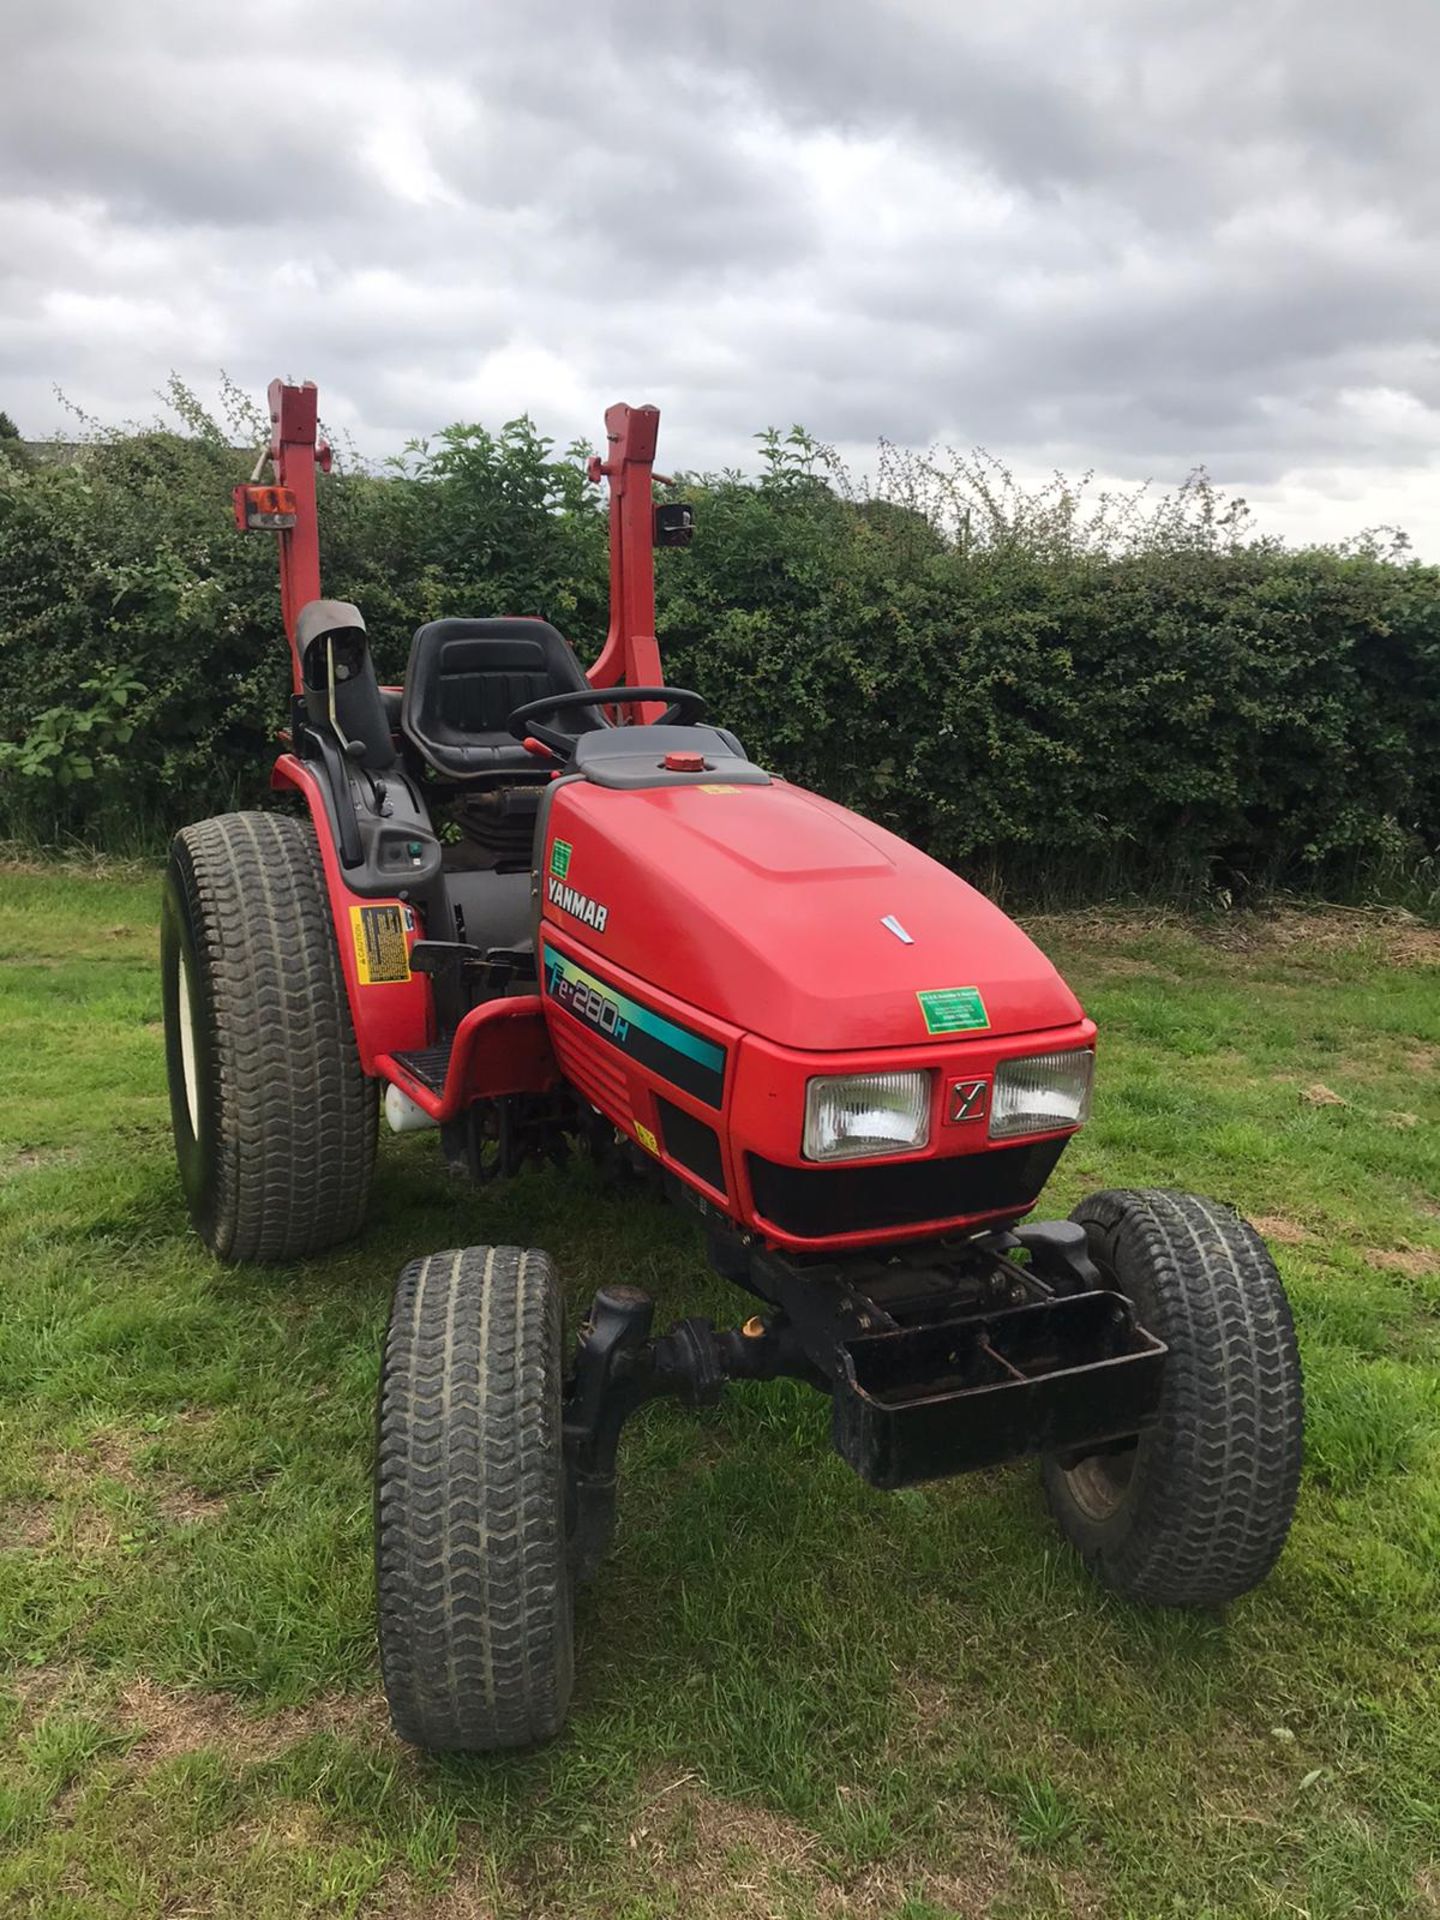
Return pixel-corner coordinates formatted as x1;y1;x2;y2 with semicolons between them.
391;1042;454;1094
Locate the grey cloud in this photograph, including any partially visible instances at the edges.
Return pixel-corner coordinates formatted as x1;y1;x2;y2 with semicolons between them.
0;0;1437;545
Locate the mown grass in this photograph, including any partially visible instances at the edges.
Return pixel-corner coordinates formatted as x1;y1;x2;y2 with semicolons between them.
1;865;1437;1918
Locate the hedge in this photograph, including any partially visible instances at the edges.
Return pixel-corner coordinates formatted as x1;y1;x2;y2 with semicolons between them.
1;406;1436;905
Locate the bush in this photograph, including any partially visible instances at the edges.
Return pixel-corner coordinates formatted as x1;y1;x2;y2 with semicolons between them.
1;393;1436;905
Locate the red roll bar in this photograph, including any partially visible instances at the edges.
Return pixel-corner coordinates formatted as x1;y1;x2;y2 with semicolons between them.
585;402;666;721
237;382;669;710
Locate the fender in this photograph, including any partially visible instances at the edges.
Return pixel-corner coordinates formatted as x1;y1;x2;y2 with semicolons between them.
271;754;431;1071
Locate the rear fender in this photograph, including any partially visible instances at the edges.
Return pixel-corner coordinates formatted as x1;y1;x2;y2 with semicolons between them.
272;754;432;1071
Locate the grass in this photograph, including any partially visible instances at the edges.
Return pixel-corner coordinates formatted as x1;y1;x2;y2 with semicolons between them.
1;863;1438;1918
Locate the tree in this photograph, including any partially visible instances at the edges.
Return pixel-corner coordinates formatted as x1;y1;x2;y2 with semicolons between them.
0;409;31;472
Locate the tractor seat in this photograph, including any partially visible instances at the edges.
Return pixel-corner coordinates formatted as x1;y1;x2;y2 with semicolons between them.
400;617;604;780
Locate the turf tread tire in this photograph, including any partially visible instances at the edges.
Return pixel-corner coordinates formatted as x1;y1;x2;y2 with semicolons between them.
162;811;376;1262
1041;1189;1303;1607
375;1246;574;1752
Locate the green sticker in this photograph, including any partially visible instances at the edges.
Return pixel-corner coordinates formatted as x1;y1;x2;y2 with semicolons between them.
917;987;989;1035
550;838;572;879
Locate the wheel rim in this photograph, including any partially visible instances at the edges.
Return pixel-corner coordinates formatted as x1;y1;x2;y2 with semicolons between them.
176;952;201;1138
1062;1440;1139;1521
1060;1237;1142;1522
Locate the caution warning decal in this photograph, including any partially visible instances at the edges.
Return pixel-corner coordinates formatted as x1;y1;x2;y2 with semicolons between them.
350;904;412;985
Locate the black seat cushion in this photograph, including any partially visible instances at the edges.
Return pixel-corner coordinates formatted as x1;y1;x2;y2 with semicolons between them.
401;618;602;780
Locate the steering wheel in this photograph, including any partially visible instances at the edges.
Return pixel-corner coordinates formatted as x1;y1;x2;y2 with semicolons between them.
507;686;708;761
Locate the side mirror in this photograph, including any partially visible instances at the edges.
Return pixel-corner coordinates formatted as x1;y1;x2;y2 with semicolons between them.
653;503;694;548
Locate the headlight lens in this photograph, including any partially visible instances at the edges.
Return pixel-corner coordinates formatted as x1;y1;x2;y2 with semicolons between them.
803;1070;933;1161
990;1048;1094;1139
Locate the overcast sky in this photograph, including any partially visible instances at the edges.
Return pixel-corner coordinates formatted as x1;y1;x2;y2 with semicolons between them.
3;0;1437;549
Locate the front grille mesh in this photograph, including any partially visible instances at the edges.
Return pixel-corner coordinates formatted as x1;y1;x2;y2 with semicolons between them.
746;1137;1068;1238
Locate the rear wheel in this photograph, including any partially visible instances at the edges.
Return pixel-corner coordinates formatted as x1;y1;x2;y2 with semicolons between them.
375;1246;574;1751
1042;1189;1303;1607
161;811;376;1262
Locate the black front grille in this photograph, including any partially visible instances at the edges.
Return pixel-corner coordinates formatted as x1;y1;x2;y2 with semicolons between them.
656;1096;726;1195
746;1137;1068;1239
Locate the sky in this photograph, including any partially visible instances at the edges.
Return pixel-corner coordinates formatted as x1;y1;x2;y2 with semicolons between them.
2;0;1437;551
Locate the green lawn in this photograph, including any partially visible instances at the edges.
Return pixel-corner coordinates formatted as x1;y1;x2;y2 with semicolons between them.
1;863;1438;1919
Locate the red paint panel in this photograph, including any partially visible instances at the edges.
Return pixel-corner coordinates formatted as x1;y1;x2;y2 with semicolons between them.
539;905;1093;1253
539;924;742;1190
270;755;431;1071
538;778;1085;1052
730;1025;1095;1169
727;1023;1095;1252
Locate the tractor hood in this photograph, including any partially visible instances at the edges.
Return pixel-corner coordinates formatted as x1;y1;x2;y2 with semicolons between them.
540;777;1084;1051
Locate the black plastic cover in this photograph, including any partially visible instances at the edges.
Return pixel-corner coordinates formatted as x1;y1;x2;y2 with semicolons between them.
656;1095;727;1195
654;502;695;547
746;1137;1068;1239
833;1291;1166;1488
570;724;769;790
296;598;396;772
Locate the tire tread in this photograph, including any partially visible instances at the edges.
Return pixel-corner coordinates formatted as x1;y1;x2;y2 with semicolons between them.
1044;1188;1304;1606
375;1245;573;1751
169;811;375;1261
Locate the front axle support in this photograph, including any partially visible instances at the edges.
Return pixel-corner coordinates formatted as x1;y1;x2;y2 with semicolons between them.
561;1223;1166;1576
563;1285;818;1579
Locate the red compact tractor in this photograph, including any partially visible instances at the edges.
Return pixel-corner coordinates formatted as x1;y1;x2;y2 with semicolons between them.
162;379;1303;1751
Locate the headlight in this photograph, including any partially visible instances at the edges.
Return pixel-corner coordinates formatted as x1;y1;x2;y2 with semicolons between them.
989;1048;1094;1139
803;1070;933;1162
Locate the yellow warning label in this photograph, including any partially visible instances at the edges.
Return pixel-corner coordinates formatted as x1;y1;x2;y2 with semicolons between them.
698;783;742;794
635;1122;660;1155
350;904;411;985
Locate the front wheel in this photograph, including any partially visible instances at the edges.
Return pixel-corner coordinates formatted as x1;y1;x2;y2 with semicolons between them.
1042;1189;1303;1607
375;1246;574;1751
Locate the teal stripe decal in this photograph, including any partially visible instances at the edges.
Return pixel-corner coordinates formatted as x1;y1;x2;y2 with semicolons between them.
543;946;725;1072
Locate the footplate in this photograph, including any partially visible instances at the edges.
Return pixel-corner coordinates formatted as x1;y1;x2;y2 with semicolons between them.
832;1291;1166;1489
390;1041;453;1094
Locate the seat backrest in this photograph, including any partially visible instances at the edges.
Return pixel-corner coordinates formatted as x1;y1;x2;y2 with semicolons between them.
431;634;554;733
401;617;599;780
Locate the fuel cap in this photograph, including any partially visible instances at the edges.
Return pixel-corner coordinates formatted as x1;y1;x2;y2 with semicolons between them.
662;751;707;771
